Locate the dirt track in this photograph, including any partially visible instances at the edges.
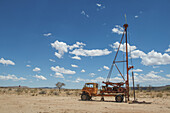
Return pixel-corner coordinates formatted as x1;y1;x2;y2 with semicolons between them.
0;95;170;113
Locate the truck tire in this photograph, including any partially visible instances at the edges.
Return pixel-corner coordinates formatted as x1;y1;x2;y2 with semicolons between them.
81;94;88;101
115;95;124;102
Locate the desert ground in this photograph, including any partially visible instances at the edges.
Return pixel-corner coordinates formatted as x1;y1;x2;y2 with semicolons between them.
0;88;170;113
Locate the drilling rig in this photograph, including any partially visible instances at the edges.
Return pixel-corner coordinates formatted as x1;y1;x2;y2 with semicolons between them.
81;21;136;102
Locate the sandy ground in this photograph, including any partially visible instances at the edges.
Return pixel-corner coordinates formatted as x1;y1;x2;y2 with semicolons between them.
0;94;170;113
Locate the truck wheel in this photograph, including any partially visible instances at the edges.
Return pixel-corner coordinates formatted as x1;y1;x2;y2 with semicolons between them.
87;95;92;100
115;95;123;102
81;94;87;101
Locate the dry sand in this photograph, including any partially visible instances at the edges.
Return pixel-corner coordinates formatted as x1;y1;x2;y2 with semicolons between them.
0;94;170;113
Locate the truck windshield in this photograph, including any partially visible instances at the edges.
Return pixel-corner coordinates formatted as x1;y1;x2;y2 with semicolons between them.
85;84;94;88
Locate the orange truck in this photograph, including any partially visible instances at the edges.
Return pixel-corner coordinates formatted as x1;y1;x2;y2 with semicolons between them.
81;82;125;102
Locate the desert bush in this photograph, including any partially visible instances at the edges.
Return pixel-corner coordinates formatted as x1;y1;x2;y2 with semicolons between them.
53;91;59;95
156;93;163;97
16;88;24;95
24;89;28;93
31;93;37;96
166;93;170;96
74;91;80;96
39;90;46;94
66;91;71;95
30;89;37;93
8;88;12;91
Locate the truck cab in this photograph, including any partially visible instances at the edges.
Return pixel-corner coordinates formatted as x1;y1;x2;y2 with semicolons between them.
81;83;98;100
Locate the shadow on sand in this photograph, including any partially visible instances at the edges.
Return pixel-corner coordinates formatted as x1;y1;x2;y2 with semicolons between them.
78;99;152;104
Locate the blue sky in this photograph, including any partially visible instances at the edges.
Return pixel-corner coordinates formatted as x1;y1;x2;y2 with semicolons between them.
0;0;170;88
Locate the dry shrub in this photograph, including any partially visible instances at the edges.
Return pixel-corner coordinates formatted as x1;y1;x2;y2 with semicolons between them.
156;93;163;97
66;91;71;95
53;91;59;96
39;90;46;95
16;88;24;95
166;93;170;96
8;88;12;91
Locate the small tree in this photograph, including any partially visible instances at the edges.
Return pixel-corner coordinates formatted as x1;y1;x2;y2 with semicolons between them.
55;82;65;92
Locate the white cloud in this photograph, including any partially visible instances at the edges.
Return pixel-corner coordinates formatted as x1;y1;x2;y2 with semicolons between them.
71;56;81;60
111;42;170;66
134;73;139;76
33;67;41;72
131;50;146;58
112;25;124;35
135;15;139;18
152;66;160;68
81;69;85;73
81;10;89;18
110;42;137;52
34;75;47;80
103;66;109;70
0;58;15;65
96;3;101;7
141;50;170;66
165;45;170;52
98;69;102;71
26;65;31;67
49;59;56;62
0;74;26;81
51;66;76;75
160;70;164;73
68;42;86;50
134;71;170;85
166;74;170;77
51;40;68;58
43;33;52;36
54;73;64;78
74;76;122;83
69;48;112;57
132;69;143;72
89;73;96;77
71;64;78;68
51;40;86;59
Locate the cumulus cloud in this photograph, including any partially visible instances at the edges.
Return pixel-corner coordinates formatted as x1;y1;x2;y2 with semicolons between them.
0;74;26;81
96;3;101;7
141;50;170;66
131;50;146;58
112;25;124;35
34;75;47;80
103;66;109;70
166;74;170;77
69;48;112;57
134;71;170;85
49;59;56;62
81;10;89;18
0;58;15;65
132;69;143;72
51;40;86;59
81;69;85;73
43;33;52;36
33;67;41;72
111;41;170;66
54;73;64;78
51;40;68;58
89;73;96;77
74;76;122;83
71;64;78;68
110;42;137;52
71;56;81;60
165;45;170;52
51;66;76;75
26;65;31;67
